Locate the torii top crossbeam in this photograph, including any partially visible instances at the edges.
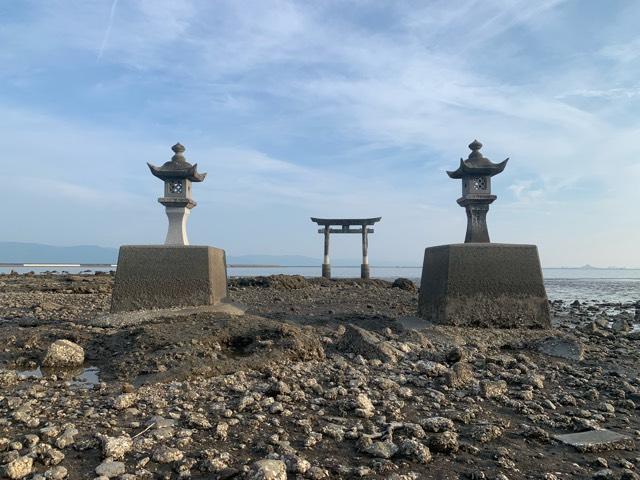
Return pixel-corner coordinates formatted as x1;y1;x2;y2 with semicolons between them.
310;217;382;279
311;217;381;226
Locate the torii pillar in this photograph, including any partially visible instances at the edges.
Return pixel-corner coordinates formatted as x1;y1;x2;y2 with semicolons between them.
361;225;369;279
322;225;331;278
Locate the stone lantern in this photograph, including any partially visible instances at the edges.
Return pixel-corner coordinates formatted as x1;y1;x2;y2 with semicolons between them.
110;142;229;314
417;139;550;329
148;143;206;245
447;140;508;243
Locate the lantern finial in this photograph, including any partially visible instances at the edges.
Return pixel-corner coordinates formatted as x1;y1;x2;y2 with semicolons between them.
171;143;186;163
469;139;482;155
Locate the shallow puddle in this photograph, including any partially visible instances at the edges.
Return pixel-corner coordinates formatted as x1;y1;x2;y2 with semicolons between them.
17;365;101;388
17;367;42;379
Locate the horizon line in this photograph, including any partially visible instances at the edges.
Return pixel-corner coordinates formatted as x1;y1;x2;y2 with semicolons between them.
0;263;639;270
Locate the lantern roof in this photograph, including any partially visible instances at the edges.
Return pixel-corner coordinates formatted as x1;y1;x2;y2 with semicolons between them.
147;143;207;182
446;140;508;179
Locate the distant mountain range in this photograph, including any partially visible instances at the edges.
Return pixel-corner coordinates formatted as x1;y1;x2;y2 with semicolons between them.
0;242;392;266
0;242;118;264
0;242;634;269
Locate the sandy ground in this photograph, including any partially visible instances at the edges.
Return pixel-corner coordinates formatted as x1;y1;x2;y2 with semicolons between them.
0;273;639;480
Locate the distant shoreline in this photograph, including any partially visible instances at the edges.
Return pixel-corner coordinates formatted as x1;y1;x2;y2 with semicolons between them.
0;263;638;270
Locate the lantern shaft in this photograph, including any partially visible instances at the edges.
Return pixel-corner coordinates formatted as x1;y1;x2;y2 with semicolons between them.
164;206;191;245
462;202;491;243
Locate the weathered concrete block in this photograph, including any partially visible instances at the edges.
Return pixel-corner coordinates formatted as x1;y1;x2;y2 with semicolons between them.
418;243;550;328
111;245;227;313
554;429;635;452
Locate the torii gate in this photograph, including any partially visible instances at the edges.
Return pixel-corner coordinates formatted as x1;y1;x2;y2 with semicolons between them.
310;217;382;279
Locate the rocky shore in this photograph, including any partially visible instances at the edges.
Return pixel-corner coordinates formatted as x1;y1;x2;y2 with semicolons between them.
0;273;639;480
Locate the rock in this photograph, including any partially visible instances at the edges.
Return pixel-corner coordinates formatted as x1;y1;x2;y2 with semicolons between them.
415;360;448;377
112;393;137;410
471;424;504;443
186;412;212;429
336;324;401;363
400;329;434;349
321;423;345;441
481;380;508;399
1;451;19;464
0;456;33;479
32;445;64;466
152;446;184;464
398;439;431;463
42;339;84;367
363;440;398;459
99;435;132;460
234;275;308;290
446;361;474;387
593;469;614;479
535;335;585;361
446;345;465;363
392;278;416;292
35;301;61;312
428;431;459;453
247;459;287;480
95;460;125;478
24;435;39;448
554;429;635;452
55;426;78;449
622;469;640;480
612;316;631;333
215;422;229;440
521;425;550;442
422;417;455;433
0;369;17;387
354;393;375;418
525;373;545;390
282;454;310;474
43;466;67;480
306;466;329;480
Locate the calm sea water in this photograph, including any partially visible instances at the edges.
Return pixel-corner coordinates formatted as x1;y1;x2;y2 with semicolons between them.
1;266;638;305
225;266;640;304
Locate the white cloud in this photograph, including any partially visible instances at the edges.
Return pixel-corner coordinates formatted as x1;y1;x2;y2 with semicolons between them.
1;0;640;265
598;37;640;64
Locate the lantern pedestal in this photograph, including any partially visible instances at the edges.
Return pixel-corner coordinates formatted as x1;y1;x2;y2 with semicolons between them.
417;243;551;328
110;245;228;313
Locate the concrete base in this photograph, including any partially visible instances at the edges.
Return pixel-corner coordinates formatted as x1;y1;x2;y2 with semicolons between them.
322;263;331;279
96;301;244;328
111;245;227;313
417;243;550;328
361;264;370;279
554;430;634;453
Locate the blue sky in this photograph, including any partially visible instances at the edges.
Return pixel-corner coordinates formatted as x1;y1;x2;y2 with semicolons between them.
0;0;639;267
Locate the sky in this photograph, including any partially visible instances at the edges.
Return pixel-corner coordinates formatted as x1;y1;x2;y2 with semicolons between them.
0;0;639;267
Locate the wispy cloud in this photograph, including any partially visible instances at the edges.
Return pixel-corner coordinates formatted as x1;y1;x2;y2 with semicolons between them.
1;0;639;265
97;0;119;61
557;87;640;99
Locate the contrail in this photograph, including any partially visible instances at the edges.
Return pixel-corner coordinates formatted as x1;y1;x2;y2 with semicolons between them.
97;0;119;61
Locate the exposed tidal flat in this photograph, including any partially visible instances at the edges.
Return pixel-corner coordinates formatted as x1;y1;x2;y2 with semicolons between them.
0;273;639;479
